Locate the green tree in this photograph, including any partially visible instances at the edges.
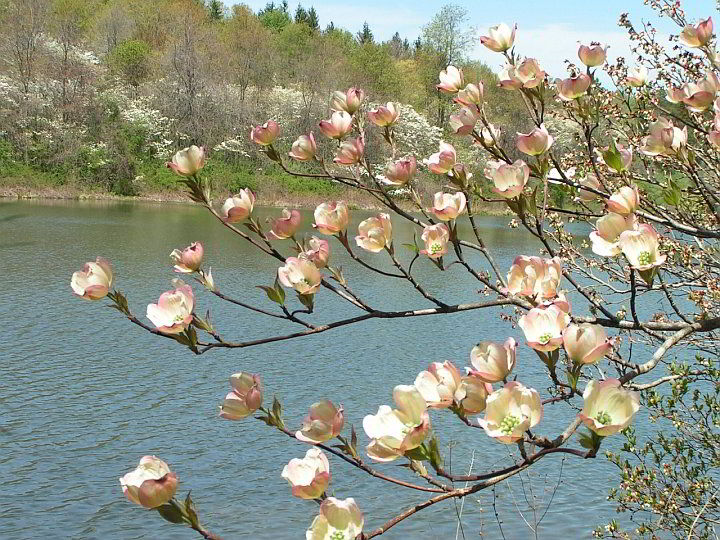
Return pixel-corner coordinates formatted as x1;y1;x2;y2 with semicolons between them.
258;1;290;32
307;6;319;32
294;5;307;25
107;39;152;87
356;21;373;44
207;0;224;21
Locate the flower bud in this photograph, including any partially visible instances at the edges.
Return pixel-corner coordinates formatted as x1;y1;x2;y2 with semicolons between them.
368;102;399;126
166;145;205;177
480;22;517;52
318;110;353;139
516;124;554;155
589;212;636;257
425;142;457;174
449;107;479;136
480;123;500;146
278;257;322;295
469;338;517;383
626;65;648;87
296;400;345;443
221;189;255;222
120;456;177;509
313;201;349;235
679;17;713;48
429;191;466;221
170;242;203;273
71;257;113;300
456;376;493;414
606;185;639;215
333;136;365;165
484;159;529;199
330;88;364;114
268;208;302;240
454;83;484;106
414;361;462;408
281;448;330;500
301;236;330;268
436;65;464;93
578;44;607;67
384;156;416;186
563;323;614;364
557;73;591;101
220;372;263;420
574;174;602;202
355;213;392;253
306;498;364;540
518;304;570;352
250;120;281;145
288;132;317;161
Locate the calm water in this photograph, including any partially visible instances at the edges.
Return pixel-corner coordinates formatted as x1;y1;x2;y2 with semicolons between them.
0;200;659;539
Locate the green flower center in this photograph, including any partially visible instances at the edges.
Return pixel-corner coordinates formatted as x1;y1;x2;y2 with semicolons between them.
330;532;346;540
595;410;612;426
173;314;186;323
637;251;652;266
500;414;521;435
430;242;443;254
538;332;552;345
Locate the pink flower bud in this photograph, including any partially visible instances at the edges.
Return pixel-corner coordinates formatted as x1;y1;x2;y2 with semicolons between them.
306;498;364;539
589;212;636;257
318;110;353;140
641;117;687;156
120;456;177;509
71;257;113;300
414;361;462;408
429;191;466;221
250;120;281;145
626;65;648;87
563;323;614;364
499;58;545;90
146;285;194;334
578;44;607;67
301;236;330;268
469;338;517;383
480;123;501;146
485;159;529;199
436;65;464;93
355;213;392;252
289;132;317;161
277;257;322;295
170;242;204;273
333;136;364;165
166;145;205;177
680;17;713;48
384;156;416;186
296;400;345;443
456;376;493;415
221;189;255;222
557;73;591;101
266;208;301;240
425;141;456;174
506;255;563;302
281;448;331;500
220;372;263;420
680;71;719;112
420;223;450;259
516;124;554;155
449;107;479;135
330;88;364;114
708;130;720;148
454;83;484;106
480;22;517;52
368;102;399;126
606;185;639;215
574;174;602;202
313;201;349;235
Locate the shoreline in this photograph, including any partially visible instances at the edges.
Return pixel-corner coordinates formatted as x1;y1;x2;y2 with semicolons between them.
0;185;509;215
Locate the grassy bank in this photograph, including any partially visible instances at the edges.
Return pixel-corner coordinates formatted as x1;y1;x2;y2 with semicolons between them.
0;159;509;214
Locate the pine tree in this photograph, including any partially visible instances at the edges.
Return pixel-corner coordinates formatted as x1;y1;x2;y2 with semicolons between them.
207;0;223;21
356;22;373;44
307;6;319;32
294;5;308;24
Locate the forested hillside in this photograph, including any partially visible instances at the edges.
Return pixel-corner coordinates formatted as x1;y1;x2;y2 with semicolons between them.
0;0;529;201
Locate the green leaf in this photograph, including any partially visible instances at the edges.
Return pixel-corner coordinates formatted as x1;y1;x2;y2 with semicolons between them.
156;502;186;524
184;492;199;528
297;292;314;311
257;284;285;305
404;445;430;462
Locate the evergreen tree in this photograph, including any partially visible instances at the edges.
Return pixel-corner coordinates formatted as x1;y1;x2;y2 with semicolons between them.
307;6;319;32
325;21;335;34
356;21;373;44
294;5;308;25
207;0;223;21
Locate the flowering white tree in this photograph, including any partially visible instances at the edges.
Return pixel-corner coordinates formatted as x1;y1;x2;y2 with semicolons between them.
72;3;720;538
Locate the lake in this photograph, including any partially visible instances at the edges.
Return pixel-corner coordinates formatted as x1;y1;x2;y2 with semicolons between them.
0;199;660;539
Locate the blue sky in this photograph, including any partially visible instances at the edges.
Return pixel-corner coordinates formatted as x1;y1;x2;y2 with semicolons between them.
232;0;717;77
